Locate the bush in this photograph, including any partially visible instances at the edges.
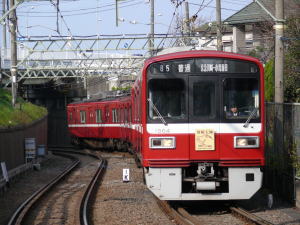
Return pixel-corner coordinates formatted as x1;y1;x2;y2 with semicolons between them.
0;88;47;128
264;58;275;102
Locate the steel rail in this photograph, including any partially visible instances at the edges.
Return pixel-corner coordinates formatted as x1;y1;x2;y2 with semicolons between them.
230;207;274;225
156;199;198;225
80;156;107;225
7;152;80;225
50;148;107;225
157;199;275;225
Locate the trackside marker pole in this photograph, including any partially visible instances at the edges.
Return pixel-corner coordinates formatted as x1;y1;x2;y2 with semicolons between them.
123;168;130;182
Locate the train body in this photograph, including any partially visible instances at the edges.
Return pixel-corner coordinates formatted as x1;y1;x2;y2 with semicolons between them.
67;50;265;200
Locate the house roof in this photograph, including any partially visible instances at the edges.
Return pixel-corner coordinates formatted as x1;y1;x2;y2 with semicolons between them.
224;2;272;25
224;0;300;25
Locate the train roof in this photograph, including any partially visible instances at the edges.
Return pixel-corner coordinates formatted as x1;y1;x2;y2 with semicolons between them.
68;92;131;105
145;50;262;66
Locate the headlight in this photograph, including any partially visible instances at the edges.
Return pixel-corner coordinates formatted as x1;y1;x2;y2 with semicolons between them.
149;137;176;149
234;136;259;148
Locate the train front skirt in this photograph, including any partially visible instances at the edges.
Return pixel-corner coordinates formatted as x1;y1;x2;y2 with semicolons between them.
145;167;262;200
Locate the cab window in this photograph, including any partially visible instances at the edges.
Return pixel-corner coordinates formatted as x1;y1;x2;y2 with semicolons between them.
223;78;259;119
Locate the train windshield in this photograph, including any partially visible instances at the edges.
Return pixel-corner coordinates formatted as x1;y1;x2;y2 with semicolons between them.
223;78;259;119
148;79;186;120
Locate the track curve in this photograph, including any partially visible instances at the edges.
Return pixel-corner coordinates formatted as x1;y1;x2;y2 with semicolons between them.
7;149;106;225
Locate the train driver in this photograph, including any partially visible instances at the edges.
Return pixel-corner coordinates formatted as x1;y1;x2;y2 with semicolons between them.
226;105;241;117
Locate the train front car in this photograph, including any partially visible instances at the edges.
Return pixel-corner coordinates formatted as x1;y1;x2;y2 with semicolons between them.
142;51;265;200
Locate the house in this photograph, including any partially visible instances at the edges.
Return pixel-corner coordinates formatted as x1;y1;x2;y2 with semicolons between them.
193;0;299;61
224;0;299;55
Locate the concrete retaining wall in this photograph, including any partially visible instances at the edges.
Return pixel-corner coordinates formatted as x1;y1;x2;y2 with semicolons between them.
0;116;48;171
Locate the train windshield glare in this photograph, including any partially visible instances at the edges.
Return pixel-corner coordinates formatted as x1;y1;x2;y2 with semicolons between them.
148;79;186;120
224;78;259;119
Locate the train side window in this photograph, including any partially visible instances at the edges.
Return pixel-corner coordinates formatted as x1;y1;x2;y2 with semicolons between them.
112;109;115;123
80;111;86;123
96;109;102;123
112;109;118;123
124;108;128;123
116;109;119;123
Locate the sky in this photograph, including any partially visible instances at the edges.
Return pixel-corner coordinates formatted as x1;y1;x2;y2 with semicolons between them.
1;0;253;40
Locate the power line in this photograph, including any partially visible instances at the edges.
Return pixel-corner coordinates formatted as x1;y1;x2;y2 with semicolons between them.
17;0;138;14
189;2;239;12
17;0;145;17
222;0;248;6
193;0;207;15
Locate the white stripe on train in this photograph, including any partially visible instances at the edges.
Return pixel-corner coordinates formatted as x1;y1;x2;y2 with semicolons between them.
68;123;261;134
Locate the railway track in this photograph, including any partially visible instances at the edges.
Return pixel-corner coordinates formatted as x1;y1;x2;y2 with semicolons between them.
7;149;106;225
230;207;274;225
157;200;275;225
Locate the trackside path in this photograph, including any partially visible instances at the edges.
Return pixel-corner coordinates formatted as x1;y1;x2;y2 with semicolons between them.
92;152;173;225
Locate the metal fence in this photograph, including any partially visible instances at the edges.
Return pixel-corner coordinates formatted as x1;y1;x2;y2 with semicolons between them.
265;103;300;205
0;116;48;171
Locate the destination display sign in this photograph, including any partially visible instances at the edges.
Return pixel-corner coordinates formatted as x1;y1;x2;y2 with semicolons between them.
149;58;258;75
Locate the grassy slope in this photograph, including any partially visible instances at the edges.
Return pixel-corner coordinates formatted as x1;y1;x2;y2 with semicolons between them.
0;89;47;128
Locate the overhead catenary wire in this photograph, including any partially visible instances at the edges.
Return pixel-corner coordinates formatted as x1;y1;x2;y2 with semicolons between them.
17;0;145;17
18;0;140;13
192;0;206;16
189;2;239;12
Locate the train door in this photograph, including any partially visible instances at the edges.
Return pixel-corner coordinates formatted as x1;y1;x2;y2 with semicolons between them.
79;106;87;138
188;76;220;160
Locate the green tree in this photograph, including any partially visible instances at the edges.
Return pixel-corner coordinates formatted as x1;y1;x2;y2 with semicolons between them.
284;16;300;103
263;16;299;103
264;58;275;102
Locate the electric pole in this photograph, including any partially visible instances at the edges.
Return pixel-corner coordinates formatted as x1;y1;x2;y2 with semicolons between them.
2;0;7;55
274;0;284;163
149;0;154;56
184;1;190;36
184;1;191;46
274;0;284;103
115;0;119;26
9;0;17;107
216;0;223;51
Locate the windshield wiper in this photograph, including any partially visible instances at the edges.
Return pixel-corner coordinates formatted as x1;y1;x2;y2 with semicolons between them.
147;98;167;126
243;108;258;128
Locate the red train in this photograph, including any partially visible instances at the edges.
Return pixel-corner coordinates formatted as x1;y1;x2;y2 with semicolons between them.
67;50;265;200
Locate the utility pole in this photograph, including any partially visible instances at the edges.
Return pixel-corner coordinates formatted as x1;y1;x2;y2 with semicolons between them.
216;0;223;51
184;1;190;36
184;2;191;45
2;0;7;56
273;0;284;177
115;0;119;27
274;0;284;103
149;0;154;56
9;0;17;107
